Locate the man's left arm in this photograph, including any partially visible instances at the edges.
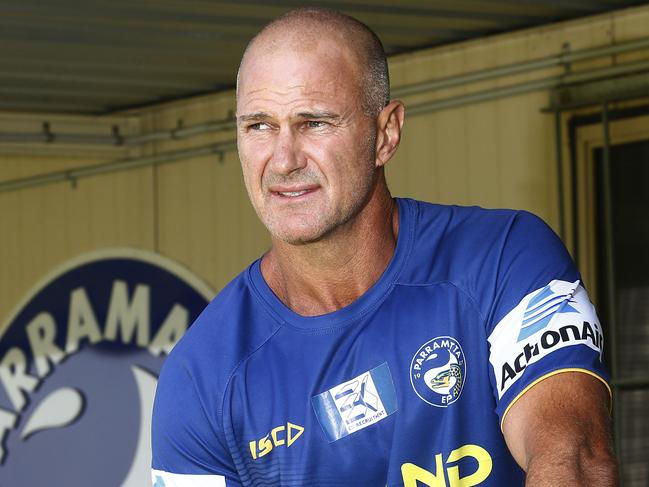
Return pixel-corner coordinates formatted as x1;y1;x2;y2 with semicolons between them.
502;371;618;486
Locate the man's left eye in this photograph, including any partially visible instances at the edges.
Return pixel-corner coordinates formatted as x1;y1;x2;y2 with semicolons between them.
306;121;327;128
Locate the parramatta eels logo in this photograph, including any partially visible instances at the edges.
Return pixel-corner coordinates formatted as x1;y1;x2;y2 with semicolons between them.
0;249;212;487
410;336;466;407
518;283;578;342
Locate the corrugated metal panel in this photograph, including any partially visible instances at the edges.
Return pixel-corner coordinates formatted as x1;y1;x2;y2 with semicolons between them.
0;0;646;114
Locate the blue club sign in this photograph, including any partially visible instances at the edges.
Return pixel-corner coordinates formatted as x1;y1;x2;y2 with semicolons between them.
0;249;213;486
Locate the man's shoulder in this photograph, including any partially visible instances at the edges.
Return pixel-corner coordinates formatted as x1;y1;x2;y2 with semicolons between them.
163;261;281;388
409;199;553;252
411;198;520;228
405;200;520;264
400;199;567;306
152;263;282;448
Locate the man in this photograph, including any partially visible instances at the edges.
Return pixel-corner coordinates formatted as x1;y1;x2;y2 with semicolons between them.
152;8;618;486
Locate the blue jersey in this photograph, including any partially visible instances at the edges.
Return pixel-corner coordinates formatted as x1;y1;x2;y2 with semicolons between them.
151;198;609;487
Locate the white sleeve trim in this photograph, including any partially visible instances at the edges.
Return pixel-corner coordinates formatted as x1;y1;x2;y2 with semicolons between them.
151;469;226;487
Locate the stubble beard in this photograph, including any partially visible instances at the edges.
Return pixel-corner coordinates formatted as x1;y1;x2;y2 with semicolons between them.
255;138;378;246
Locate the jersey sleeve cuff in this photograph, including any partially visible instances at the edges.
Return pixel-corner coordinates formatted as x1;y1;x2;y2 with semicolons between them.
499;367;612;432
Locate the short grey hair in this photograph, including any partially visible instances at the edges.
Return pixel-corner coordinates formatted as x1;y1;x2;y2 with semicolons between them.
238;8;390;117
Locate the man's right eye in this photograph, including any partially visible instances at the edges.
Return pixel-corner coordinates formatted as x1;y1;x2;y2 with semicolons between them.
249;122;271;131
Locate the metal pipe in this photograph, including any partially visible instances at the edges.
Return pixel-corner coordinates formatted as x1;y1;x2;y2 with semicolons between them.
124;118;236;146
554;110;566;240
393;57;561;98
565;58;649;84
173;119;237;138
392;36;649;97
0;116;236;147
601;102;618;379
544;72;649;112
406;58;649;116
406;77;557;115
0;133;124;145
601;102;620;456
4;58;649;194
2;37;649;148
0;141;237;193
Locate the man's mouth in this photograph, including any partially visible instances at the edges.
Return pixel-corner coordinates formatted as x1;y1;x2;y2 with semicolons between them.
270;185;319;198
277;190;309;197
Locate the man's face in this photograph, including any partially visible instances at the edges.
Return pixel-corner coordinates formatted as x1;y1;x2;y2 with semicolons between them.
236;36;379;245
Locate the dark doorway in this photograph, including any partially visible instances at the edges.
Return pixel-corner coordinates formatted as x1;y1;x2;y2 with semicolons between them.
594;139;649;486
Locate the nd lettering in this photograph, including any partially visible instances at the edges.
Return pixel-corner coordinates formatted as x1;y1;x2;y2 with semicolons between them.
401;444;493;487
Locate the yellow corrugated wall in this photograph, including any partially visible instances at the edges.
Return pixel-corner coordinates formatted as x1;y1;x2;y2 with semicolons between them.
1;5;649;326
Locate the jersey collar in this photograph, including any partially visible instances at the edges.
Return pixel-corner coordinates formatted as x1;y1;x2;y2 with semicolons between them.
247;197;415;331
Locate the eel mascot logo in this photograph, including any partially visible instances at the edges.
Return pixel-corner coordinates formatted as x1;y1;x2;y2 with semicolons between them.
0;249;212;486
410;336;466;407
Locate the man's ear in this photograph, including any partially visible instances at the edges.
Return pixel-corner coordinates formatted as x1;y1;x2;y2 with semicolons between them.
375;100;405;168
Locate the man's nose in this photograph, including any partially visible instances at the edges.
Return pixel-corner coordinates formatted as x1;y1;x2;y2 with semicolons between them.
269;127;306;175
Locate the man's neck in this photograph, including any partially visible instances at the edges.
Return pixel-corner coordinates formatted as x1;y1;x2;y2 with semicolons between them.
260;191;399;317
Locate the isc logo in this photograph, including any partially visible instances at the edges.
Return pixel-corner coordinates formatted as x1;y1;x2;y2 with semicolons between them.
401;444;492;487
249;422;305;460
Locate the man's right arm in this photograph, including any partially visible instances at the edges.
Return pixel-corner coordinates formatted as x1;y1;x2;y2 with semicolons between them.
151;353;242;487
502;371;618;486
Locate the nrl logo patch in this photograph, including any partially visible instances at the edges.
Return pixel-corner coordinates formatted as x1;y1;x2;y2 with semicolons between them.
410;336;466;407
0;249;212;487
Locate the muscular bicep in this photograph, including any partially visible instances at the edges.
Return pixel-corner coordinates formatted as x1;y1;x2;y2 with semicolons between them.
502;371;616;483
